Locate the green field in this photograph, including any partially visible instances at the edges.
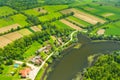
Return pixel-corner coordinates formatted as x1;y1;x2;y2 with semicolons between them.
104;21;120;35
0;6;17;17
51;20;72;29
23;41;42;59
79;3;120;20
43;5;68;13
24;9;40;16
67;16;91;27
0;14;28;28
39;12;62;22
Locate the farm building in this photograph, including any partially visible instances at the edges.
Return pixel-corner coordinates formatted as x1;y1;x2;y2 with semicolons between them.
30;56;43;65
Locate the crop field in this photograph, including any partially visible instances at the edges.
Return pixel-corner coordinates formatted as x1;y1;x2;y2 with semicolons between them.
30;26;41;32
39;12;62;22
0;6;17;17
0;14;28;28
66;16;91;27
23;7;47;16
71;8;106;24
18;28;33;36
0;36;12;48
60;19;82;30
3;31;23;41
0;24;20;34
43;5;68;13
80;4;120;20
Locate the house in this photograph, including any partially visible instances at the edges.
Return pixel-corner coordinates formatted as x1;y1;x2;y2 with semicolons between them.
57;38;63;45
36;44;52;54
30;56;43;65
19;67;31;78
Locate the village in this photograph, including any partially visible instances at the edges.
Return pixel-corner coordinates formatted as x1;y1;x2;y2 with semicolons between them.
7;35;65;80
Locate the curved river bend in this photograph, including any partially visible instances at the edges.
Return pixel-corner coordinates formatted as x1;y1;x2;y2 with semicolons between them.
46;34;120;80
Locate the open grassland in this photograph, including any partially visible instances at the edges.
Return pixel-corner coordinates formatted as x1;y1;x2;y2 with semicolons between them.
0;6;17;17
0;14;28;28
39;12;62;22
60;19;82;30
66;16;91;27
0;24;20;34
43;5;68;13
80;4;120;20
51;20;72;30
23;7;47;16
18;28;33;36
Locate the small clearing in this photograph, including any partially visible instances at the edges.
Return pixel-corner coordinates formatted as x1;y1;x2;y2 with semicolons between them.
60;19;83;30
97;29;105;35
0;23;21;34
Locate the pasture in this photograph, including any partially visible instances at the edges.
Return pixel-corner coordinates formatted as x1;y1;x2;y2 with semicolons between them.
0;6;17;17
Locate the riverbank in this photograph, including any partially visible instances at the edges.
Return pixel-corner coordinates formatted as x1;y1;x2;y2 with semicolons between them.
35;30;78;80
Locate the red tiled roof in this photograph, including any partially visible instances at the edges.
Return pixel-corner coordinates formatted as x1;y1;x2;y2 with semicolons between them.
19;68;31;78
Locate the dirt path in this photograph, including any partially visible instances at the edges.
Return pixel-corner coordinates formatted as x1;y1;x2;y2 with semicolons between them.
60;19;83;30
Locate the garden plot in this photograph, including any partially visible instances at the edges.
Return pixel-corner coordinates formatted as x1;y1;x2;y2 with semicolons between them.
30;26;41;32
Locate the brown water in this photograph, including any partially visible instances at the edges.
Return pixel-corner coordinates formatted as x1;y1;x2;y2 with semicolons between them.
46;34;120;80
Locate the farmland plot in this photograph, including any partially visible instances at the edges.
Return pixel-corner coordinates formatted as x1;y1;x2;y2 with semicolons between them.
3;32;23;41
0;36;12;48
30;26;41;32
60;19;82;30
18;28;33;36
0;24;21;34
71;8;105;24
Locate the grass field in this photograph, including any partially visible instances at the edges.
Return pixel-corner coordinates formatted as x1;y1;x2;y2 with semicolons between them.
0;14;28;28
51;20;72;29
80;3;120;20
43;5;68;13
66;16;91;27
39;12;62;22
104;21;120;35
18;28;33;36
0;6;17;17
23;41;42;59
23;7;47;16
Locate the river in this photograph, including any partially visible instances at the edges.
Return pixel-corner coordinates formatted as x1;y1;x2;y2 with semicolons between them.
46;33;120;80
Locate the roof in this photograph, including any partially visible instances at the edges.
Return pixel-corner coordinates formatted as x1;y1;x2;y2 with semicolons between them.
19;68;31;78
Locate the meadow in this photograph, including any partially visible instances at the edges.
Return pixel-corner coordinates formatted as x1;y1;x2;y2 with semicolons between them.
0;6;17;17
